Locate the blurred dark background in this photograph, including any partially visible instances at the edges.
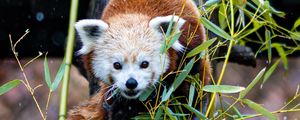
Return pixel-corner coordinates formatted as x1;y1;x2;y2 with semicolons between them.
0;0;92;58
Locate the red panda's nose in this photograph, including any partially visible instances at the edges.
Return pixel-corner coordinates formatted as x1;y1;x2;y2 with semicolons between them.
126;78;138;89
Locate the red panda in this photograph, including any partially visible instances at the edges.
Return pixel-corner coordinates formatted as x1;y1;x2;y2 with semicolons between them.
68;0;211;119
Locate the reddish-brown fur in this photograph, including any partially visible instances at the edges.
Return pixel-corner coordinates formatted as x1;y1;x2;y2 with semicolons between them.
67;82;109;120
68;0;211;119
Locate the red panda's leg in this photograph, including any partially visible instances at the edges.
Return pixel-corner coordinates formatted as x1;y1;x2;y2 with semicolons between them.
67;82;109;120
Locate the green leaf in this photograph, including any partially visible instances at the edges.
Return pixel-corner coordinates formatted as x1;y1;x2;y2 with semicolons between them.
262;59;280;84
139;86;155;101
292;17;300;31
232;104;243;119
198;49;207;58
265;30;272;63
261;43;288;69
274;44;288;70
162;85;167;97
165;16;174;38
218;3;227;29
51;63;66;91
199;17;232;40
0;79;22;96
243;99;278;120
164;32;182;53
186;38;217;58
183;104;208;120
239;67;266;98
162;85;174;102
269;5;286;18
44;56;52;88
162;58;195;102
154;106;163;120
261;1;277;25
203;0;221;7
165;107;178;120
188;82;195;106
290;32;300;41
203;85;245;94
160;16;175;54
173;59;195;89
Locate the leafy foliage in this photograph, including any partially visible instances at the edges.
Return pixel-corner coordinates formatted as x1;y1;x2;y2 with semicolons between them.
134;0;300;119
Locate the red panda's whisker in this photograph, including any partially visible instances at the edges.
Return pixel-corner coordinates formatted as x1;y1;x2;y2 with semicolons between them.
105;84;118;101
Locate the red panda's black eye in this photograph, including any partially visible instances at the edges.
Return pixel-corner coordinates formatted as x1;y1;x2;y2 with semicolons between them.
113;62;122;70
140;61;149;69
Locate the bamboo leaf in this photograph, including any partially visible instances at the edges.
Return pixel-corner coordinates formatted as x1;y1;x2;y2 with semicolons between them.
160;16;175;54
218;3;227;29
186;38;217;58
162;58;195;102
139;86;155;101
268;5;286;18
165;16;174;38
44;56;52;88
51;63;66;91
0;79;22;96
232;104;243;119
261;43;288;69
203;85;245;93
274;44;288;70
292;17;300;31
173;59;194;89
263;59;280;85
290;32;300;41
162;86;174;102
188;82;195;106
154;106;163;120
165;107;178;120
265;30;272;63
203;0;221;7
161;85;167;98
239;68;266;98
199;17;232;40
243;99;278;120
165;32;182;53
183;104;208;119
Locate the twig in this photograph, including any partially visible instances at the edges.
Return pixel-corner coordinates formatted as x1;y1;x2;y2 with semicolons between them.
9;32;46;120
45;90;53;120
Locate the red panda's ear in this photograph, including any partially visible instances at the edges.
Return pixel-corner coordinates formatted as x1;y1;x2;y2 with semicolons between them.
149;15;186;52
149;15;186;34
75;19;109;54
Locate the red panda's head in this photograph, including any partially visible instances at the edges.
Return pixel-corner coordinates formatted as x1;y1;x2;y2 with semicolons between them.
75;14;185;99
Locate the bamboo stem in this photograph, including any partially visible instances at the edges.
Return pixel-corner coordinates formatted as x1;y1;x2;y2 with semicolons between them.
58;0;79;119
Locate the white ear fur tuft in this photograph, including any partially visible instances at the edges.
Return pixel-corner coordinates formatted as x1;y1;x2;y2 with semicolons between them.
149;15;186;31
149;15;186;52
75;19;109;54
